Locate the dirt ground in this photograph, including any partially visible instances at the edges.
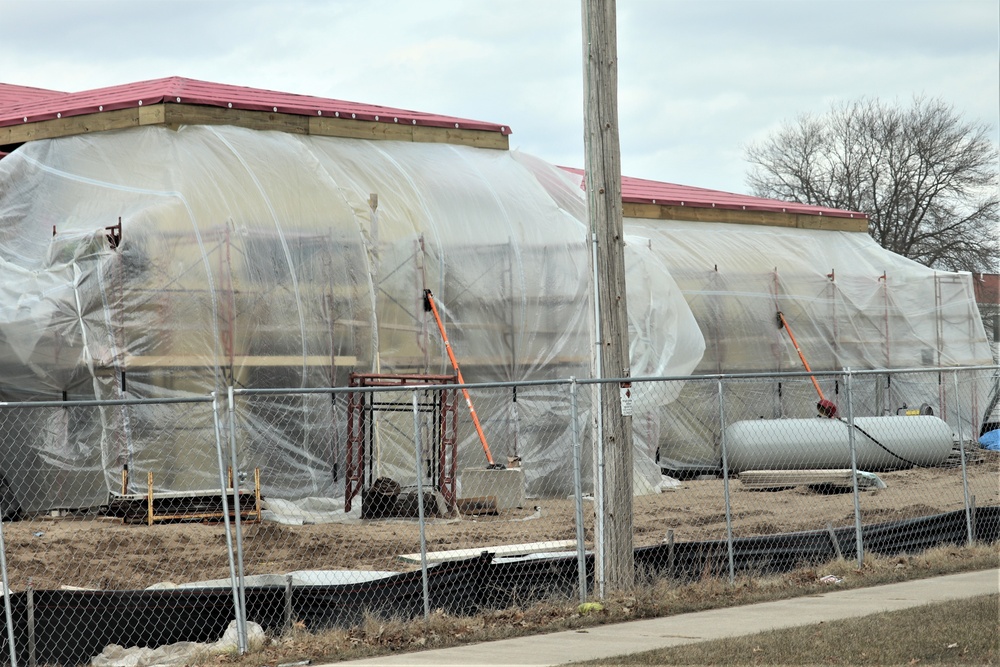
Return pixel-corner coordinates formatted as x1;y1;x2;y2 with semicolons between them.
2;451;996;591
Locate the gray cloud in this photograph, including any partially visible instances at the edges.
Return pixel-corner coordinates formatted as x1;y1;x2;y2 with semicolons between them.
0;0;995;197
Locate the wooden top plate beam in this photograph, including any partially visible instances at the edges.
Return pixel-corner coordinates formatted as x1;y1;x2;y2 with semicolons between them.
0;102;510;150
623;201;869;233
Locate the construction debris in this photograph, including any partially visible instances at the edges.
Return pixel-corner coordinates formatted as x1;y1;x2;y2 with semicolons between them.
738;469;886;492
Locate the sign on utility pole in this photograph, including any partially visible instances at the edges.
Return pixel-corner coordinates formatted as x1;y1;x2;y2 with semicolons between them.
581;0;634;591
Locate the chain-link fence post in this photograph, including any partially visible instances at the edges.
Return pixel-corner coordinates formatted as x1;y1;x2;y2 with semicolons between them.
226;387;249;654
953;370;975;545
0;508;17;667
212;391;246;655
569;378;588;604
845;369;865;568
717;379;736;584
412;390;431;622
592;381;606;600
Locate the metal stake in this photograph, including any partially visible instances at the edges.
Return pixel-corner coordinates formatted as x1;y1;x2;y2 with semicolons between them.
718;379;736;584
591;232;606;601
0;512;16;667
212;391;246;654
954;371;974;545
845;370;865;568
284;574;294;633
26;585;33;667
570;378;588;604
227;386;249;651
413;392;431;621
666;529;675;580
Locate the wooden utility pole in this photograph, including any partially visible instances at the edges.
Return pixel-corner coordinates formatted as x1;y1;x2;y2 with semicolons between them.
582;0;634;591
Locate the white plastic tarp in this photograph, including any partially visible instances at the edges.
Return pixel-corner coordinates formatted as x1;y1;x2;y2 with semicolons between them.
623;218;994;469
0;126;704;510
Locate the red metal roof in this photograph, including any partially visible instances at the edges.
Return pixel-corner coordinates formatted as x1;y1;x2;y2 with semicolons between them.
0;76;512;135
561;166;867;220
0;83;66;109
0;77;864;222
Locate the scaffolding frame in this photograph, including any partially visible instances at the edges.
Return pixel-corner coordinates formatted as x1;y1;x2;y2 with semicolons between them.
344;373;459;514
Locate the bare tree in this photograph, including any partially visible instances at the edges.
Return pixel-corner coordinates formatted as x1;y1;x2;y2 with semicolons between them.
745;97;999;273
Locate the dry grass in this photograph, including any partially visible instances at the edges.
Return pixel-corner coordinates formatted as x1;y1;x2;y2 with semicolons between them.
575;594;999;665
202;542;999;666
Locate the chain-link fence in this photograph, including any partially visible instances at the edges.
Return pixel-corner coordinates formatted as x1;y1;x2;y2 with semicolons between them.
0;366;997;664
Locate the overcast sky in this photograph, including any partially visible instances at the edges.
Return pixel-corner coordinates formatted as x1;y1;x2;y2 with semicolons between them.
1;0;997;196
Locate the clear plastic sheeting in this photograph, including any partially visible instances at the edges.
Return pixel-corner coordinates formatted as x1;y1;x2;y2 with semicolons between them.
623;219;994;470
0;126;705;510
1;123;990;508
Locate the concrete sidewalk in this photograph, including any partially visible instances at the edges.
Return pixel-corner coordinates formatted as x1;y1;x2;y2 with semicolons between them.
327;568;998;667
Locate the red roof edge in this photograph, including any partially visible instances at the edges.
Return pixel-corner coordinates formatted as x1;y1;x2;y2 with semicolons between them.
0;76;512;136
560;166;867;220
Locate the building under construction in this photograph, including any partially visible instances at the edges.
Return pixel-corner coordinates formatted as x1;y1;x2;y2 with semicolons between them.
0;78;992;513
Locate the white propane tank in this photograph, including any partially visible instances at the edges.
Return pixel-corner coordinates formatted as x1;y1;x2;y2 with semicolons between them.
723;416;953;472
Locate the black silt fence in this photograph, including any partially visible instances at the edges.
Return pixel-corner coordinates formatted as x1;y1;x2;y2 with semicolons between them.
0;554;491;666
0;508;996;665
634;506;999;581
291;552;493;630
480;556;593;610
0;587;284;667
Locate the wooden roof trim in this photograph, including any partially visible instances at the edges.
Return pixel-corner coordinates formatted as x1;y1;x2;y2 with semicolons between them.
623;201;869;233
0;102;510;150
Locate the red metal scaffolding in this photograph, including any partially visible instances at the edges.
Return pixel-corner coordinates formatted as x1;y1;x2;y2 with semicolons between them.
344;372;459;514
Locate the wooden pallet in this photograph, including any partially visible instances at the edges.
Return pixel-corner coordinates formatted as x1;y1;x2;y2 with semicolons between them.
107;468;262;525
942;445;985;467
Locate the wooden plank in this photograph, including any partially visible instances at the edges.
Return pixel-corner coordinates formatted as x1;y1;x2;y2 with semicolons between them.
139;104;166;126
739;469;855;489
112;468;262;525
310;115;415;141
623;202;794;227
120;354;359;368
3;102;509;149
622;202;868;233
0;107;142;144
98;352;585;374
111;488;256;501
739;469;885;490
410;125;509;150
398;540;576;564
163;104;309;134
796;213;867;232
139;510;258;522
